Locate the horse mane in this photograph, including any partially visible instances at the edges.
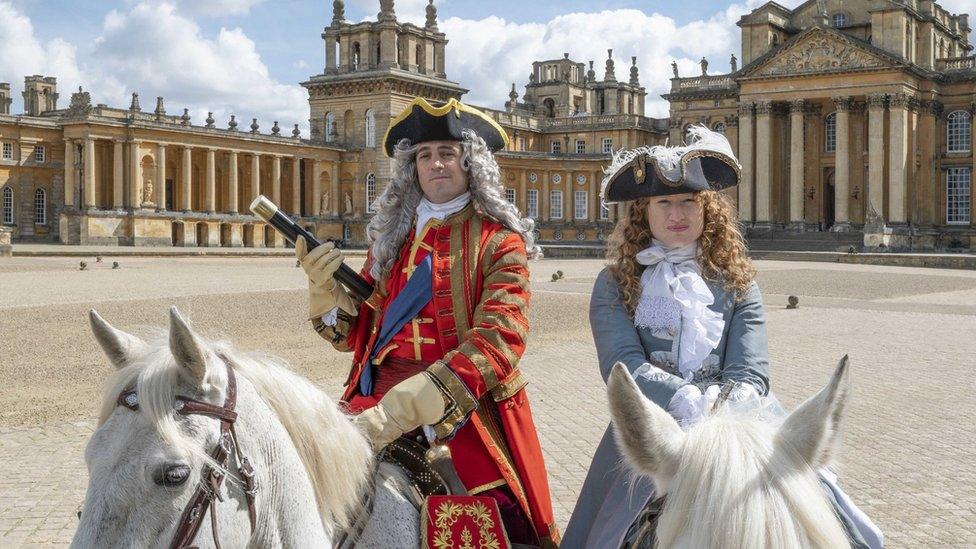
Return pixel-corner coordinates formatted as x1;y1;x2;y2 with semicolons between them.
95;333;373;535
654;411;849;549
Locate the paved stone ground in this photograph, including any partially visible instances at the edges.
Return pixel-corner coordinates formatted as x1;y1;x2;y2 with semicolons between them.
1;257;975;547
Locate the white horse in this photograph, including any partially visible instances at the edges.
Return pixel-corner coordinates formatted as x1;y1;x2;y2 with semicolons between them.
72;307;419;548
607;357;853;549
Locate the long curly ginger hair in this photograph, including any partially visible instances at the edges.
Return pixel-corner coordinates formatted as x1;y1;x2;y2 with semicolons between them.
607;190;756;315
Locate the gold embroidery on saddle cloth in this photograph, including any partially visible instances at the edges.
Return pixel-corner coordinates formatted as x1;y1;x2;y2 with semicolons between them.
431;500;502;549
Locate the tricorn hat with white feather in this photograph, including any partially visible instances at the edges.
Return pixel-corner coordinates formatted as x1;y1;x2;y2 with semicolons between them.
600;126;741;204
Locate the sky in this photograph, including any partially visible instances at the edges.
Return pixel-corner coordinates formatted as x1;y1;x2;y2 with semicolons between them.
1;0;973;133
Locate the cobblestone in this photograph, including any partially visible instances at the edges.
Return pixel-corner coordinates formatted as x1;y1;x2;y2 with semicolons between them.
1;258;974;547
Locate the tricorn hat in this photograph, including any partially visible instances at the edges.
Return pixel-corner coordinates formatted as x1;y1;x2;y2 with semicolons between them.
383;97;509;157
600;126;740;204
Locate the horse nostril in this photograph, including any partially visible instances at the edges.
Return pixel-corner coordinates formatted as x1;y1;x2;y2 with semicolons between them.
154;464;191;487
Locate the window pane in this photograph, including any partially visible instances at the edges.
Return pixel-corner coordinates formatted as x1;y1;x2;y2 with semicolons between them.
35;189;46;225
2;143;11;160
948;111;972;153
947;168;971;224
526;189;538;218
825;113;837;153
2;187;12;224
550;190;563;219
35;146;45;163
505;188;516;204
551;141;561;154
574;190;587;219
602;138;613;154
366;173;377;213
576;140;585;154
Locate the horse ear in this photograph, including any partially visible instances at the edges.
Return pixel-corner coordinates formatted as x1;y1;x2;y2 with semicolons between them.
89;309;147;368
776;355;851;470
168;306;212;384
607;363;685;486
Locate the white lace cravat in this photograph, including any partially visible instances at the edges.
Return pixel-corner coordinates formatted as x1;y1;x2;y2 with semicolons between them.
634;240;725;380
415;192;470;236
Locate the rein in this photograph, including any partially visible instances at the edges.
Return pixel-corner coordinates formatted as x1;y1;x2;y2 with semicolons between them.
116;357;258;549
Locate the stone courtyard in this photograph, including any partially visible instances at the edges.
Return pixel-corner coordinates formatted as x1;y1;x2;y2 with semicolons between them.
0;255;974;547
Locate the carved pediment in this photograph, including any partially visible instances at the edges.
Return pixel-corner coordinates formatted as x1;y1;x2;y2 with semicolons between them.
747;28;892;78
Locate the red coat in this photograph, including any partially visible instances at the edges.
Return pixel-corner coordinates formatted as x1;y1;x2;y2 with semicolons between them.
317;204;560;547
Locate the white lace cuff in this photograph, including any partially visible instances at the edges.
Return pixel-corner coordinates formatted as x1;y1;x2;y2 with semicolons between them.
320;306;339;326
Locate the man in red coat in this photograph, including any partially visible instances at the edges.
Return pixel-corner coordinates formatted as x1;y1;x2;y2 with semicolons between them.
296;97;560;547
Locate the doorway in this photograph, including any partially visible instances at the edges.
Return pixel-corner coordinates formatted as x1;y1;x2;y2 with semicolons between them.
823;169;835;230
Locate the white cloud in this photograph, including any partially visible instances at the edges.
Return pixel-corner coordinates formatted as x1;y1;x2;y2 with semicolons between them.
0;1;308;131
441;6;749;117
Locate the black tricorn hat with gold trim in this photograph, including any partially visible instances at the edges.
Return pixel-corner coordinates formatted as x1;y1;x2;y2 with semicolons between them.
601;126;740;204
383;97;509;157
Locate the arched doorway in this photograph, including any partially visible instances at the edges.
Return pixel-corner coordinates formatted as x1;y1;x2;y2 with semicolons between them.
823;169;835;231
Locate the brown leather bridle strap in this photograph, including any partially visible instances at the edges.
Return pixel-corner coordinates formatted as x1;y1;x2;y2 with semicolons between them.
114;356;257;549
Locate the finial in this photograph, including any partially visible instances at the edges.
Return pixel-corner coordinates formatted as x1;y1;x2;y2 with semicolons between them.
604;50;616;81
292;123;301;138
425;0;438;29
332;0;345;25
180;108;190;125
154;97;165;119
129;92;141;112
509;83;518;101
205;111;215;128
272;121;281;136
378;0;396;23
630;57;639;85
250;118;259;133
228;114;238;131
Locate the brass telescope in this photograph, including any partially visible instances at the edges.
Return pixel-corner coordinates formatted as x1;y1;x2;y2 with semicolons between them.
250;195;373;300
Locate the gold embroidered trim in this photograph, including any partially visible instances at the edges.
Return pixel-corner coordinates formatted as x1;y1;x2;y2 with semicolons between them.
489;369;527;402
468;478;507;496
428;361;478;439
427;498;507;549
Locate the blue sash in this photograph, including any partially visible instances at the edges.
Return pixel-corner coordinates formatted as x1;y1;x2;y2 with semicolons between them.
361;255;434;395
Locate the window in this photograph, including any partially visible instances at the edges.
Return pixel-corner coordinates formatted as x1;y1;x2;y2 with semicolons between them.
550;140;561;154
2;187;12;224
325;112;336;142
505;188;516;204
366;173;377;213
34;188;46;225
550;190;563;219
576;140;586;154
526;189;539;218
2;142;11;160
713;122;726;133
574;190;588;219
825;113;837;153
947;110;972;153
365;109;376;148
832;13;847;27
602;138;613;154
600;200;609;220
947;168;971;224
518;137;526;151
34;145;45;163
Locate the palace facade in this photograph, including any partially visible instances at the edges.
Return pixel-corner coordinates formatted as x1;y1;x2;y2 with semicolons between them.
0;0;973;250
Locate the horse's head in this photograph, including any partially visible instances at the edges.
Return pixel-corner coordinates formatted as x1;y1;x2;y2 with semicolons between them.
72;307;255;548
608;357;853;548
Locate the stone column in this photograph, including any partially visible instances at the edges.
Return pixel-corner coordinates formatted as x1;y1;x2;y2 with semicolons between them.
228;150;239;214
272;155;282;205
312;159;322;216
155;143;166;210
737;102;754;222
789;100;805;226
250;154;261;207
292;157;302;214
181;146;192;212
330;162;340;216
517;172;527;212
888;93;910;224
129;141;142;208
833;96;852;227
754;101;772;224
866;94;887;225
205;149;216;213
83;137;96;209
63;139;75;208
542;172;550;221
112;140;125;209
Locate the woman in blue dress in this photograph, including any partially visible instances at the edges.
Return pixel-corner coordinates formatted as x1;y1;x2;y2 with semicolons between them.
561;127;881;549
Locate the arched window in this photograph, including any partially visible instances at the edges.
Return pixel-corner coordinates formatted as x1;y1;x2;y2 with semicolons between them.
334;39;340;69
364;109;376;148
683;124;694;143
713;122;726;133
325;112;336;142
415;44;423;71
832;13;847;27
34;188;46;225
825;112;837;153
352;42;361;70
2;187;12;224
365;173;377;213
376;43;381;65
947;110;972;153
543;98;555;118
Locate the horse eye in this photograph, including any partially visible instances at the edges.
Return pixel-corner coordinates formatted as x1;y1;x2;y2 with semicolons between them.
154;464;191;487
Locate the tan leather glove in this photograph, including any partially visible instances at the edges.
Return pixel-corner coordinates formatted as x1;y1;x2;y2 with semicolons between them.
295;236;357;320
355;372;448;449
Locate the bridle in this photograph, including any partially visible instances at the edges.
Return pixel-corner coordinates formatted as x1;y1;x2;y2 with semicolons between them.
115;357;258;549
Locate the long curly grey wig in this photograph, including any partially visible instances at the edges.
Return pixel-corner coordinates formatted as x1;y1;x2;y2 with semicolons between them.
367;129;541;281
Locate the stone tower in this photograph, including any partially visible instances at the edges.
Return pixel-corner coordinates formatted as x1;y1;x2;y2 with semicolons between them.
0;83;11;115
22;76;58;116
302;0;466;215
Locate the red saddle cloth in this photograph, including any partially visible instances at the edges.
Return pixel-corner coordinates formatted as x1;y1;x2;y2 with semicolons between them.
422;495;512;549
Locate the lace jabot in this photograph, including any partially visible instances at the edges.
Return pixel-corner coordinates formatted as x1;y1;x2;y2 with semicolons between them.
634;240;725;380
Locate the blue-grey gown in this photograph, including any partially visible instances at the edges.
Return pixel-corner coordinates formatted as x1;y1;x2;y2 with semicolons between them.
561;268;870;549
